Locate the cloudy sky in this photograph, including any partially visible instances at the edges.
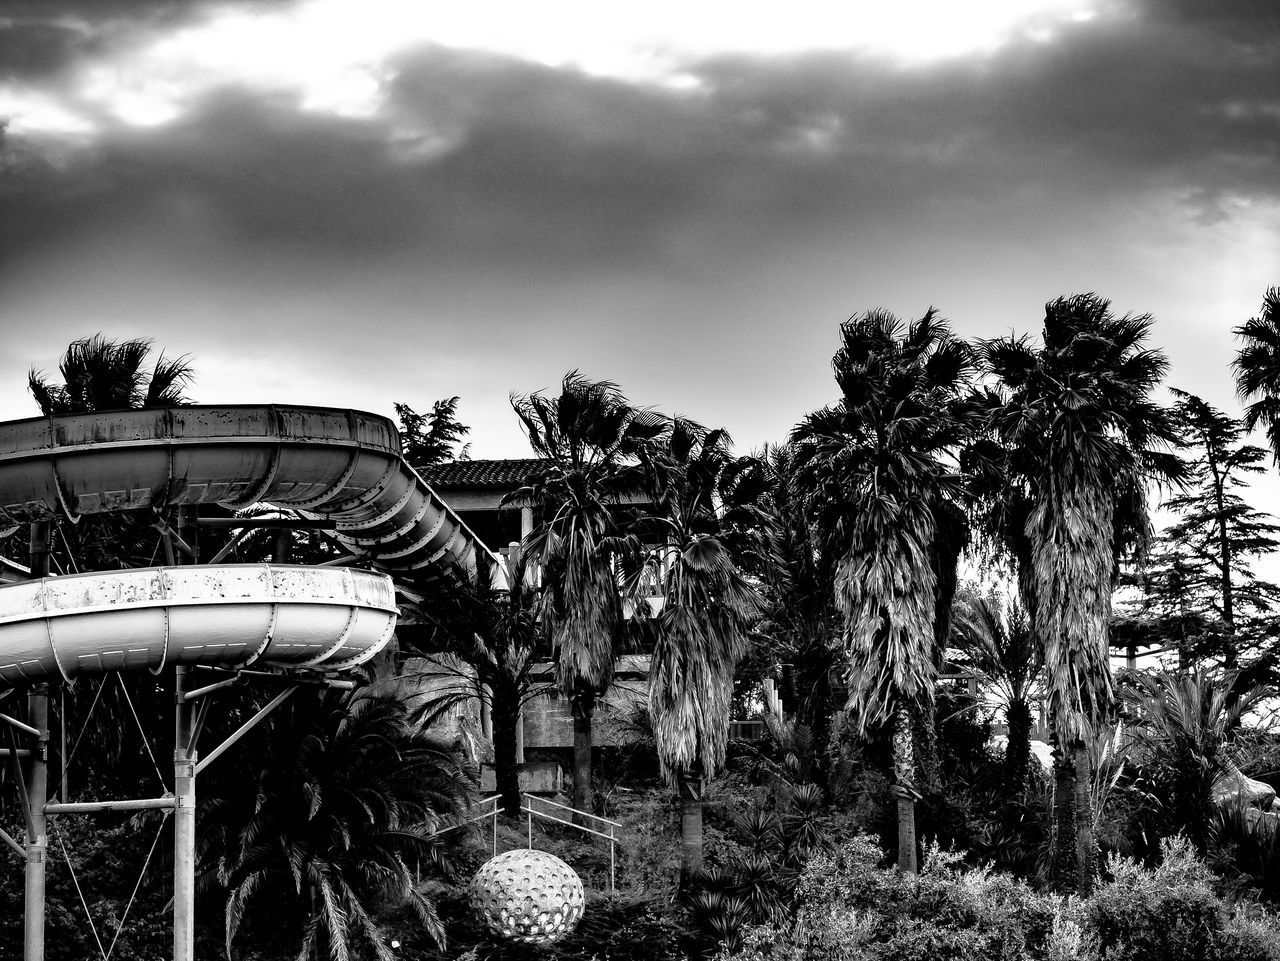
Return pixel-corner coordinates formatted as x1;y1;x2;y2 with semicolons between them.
1;0;1277;467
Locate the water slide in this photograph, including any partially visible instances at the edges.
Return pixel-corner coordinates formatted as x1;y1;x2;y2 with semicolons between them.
0;404;503;686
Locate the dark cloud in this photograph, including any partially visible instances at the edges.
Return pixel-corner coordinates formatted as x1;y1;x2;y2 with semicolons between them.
1;0;1276;283
0;1;202;81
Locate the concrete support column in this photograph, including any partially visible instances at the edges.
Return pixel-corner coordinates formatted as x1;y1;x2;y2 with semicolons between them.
23;519;51;961
23;685;49;961
174;667;196;961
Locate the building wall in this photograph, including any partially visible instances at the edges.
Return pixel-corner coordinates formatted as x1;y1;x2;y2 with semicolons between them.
403;653;651;751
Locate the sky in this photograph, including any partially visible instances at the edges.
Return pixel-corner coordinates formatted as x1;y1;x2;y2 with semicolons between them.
0;0;1277;473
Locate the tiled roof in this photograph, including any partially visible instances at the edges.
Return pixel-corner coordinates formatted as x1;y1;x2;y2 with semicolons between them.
419;457;547;489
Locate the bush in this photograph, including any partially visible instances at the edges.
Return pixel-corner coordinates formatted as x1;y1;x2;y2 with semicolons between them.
1221;907;1280;961
1086;836;1225;961
718;834;1280;961
720;835;1057;961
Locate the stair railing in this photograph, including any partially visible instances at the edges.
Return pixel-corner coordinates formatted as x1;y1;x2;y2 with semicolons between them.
520;793;621;894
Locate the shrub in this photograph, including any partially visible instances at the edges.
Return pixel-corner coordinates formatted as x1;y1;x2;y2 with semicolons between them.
1085;836;1225;961
722;835;1057;961
1221;906;1280;961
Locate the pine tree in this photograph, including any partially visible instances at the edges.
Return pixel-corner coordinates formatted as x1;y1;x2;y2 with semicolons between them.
1157;390;1280;670
395;396;471;467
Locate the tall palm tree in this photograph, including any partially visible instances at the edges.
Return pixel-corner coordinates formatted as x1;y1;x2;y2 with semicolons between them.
28;333;194;414
792;308;976;873
1124;669;1265;853
508;372;663;815
748;445;843;760
950;588;1044;792
407;548;546;817
638;418;761;883
979;293;1181;893
205;685;472;961
1232;285;1280;463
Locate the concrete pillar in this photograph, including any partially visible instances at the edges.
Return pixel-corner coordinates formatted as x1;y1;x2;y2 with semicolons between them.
520;506;533;539
23;520;51;961
22;685;48;961
174;667;196;961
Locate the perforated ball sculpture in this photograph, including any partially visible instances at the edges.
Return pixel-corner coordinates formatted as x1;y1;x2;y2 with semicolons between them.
468;849;585;944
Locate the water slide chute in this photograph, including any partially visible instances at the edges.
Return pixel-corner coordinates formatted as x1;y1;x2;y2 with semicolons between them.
0;404;501;579
0;564;398;687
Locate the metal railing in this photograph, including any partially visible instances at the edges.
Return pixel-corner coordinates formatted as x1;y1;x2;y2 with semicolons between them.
521;793;620;894
431;793;502;856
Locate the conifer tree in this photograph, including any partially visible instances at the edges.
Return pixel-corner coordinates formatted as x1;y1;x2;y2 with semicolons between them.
1157;390;1280;670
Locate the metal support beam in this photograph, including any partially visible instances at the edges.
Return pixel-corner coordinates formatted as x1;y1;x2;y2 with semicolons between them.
0;712;42;738
4;726;33;836
23;684;49;961
45;796;175;815
193;666;355;690
189;697;212;753
180;675;241;702
174;666;196;961
194;686;296;777
207;527;251;565
1;825;24;858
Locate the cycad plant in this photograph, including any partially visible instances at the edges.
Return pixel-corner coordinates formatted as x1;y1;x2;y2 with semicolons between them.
979;293;1183;892
204;686;473;961
950;588;1044;792
406;548;545;817
792;308;977;872
1125;668;1265;852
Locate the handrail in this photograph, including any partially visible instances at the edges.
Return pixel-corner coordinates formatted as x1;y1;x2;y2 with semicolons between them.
523;793;622;827
518;805;616;842
430;794;501;856
520;792;617;893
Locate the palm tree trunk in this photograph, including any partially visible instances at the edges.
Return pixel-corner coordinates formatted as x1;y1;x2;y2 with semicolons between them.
1005;698;1033;793
911;699;941;796
1031;476;1112;896
491;684;522;817
677;768;703;888
571;688;595;820
1050;738;1096;894
893;704;918;873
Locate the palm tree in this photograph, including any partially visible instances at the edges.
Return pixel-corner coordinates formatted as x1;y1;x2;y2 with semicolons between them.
508;372;663;815
407;548;546;817
28;333;194;414
205;685;472;961
950;588;1044;792
979;293;1181;893
792;308;976;873
748;445;843;769
638;418;761;883
1124;669;1265;852
1232;286;1280;462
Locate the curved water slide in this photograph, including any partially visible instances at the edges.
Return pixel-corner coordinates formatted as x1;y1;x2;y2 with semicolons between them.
0;404;503;687
0;404;507;961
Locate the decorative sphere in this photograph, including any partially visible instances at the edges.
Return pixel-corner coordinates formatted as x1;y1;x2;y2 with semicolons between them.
468;849;585;944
